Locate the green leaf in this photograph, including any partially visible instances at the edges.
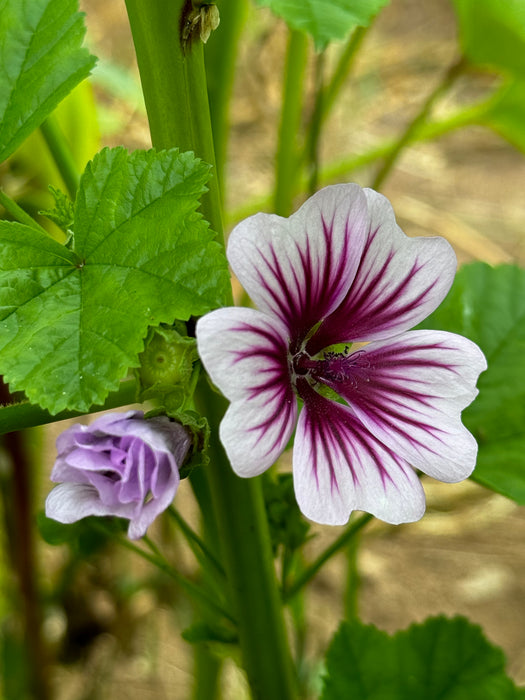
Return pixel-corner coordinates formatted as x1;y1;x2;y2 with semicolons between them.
255;0;389;49
419;263;525;505
322;616;522;700
0;0;96;164
451;0;525;76
482;80;525;155
0;147;230;414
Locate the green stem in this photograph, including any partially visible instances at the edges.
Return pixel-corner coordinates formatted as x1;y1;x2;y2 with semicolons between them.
167;505;225;578
0;190;49;233
283;513;373;603
344;535;360;620
303;26;369;196
40;117;80;199
0;378;137;435
205;0;248;199
306;50;325;196
371;55;468;190
124;0;222;231
228;96;491;225
199;388;297;699
274;29;309;216
124;3;296;697
100;524;236;624
322;26;369;119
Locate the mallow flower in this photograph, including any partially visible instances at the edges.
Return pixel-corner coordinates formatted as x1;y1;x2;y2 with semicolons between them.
196;184;487;525
46;411;190;539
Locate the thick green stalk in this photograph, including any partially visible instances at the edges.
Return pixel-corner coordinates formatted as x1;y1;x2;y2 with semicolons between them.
124;2;296;697
274;29;309;216
200;388;297;699
205;0;248;199
124;0;222;231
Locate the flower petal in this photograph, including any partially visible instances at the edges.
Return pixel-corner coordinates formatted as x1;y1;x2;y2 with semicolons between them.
293;379;425;525
196;307;297;475
227;184;369;349
45;482;136;523
307;189;457;353
127;461;180;540
329;330;487;482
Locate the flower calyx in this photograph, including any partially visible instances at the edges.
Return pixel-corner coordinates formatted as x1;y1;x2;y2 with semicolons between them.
138;323;198;407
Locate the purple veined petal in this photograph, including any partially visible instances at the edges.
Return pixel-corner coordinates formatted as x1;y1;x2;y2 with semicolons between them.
293;379;426;525
329;330;487;482
45;482;136;524
307;189;457;353
196;307;297;476
227;184;369;349
127;463;180;540
118;439;148;504
61;447;116;471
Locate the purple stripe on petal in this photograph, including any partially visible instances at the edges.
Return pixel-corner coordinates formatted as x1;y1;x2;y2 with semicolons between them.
227;185;369;346
196;307;298;477
293;378;426;525
307;190;458;352
324;330;486;482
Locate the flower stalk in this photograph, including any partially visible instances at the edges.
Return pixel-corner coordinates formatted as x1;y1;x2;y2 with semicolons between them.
124;2;296;697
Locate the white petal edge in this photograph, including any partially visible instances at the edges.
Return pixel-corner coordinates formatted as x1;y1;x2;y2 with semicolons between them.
197;307;297;476
45;482;135;523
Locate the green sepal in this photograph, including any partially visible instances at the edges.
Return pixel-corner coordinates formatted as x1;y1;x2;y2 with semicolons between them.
138;323;198;396
144;406;210;480
39;185;75;233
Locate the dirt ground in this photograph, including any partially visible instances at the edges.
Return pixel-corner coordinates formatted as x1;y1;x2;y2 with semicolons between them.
44;0;525;696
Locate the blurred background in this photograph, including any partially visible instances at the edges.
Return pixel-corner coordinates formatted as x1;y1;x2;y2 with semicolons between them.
0;0;524;697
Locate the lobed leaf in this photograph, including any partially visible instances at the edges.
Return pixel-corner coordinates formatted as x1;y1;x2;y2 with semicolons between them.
0;0;96;164
255;0;389;49
322;616;522;700
0;147;230;414
419;263;525;505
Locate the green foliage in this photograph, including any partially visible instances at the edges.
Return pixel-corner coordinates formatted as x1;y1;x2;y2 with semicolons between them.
0;0;96;164
263;473;310;556
451;0;525;76
39;186;75;232
37;510;126;557
255;0;389;49
419;263;525;505
322;616;523;700
482;80;525;155
0;147;230;414
138;324;198;395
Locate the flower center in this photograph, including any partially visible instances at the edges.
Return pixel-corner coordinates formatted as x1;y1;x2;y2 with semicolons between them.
291;347;370;388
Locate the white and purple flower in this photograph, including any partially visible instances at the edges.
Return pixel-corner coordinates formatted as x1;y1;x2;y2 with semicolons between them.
46;411;191;539
196;184;487;525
